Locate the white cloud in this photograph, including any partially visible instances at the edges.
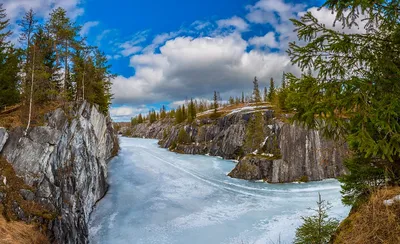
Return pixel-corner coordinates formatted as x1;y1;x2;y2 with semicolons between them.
112;33;300;105
142;32;179;53
117;31;149;57
191;20;212;31
110;105;150;121
80;21;99;36
217;16;249;32
2;0;84;21
249;32;278;48
120;44;142;57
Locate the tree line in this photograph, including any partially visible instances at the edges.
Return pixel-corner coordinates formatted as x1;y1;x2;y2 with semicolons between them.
131;73;288;126
0;4;114;128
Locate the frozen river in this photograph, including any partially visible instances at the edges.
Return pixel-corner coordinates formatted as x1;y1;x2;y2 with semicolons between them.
89;137;349;244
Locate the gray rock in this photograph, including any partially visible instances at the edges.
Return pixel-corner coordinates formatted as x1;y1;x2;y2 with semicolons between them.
128;110;347;183
20;189;35;201
0;127;8;153
1;101;118;244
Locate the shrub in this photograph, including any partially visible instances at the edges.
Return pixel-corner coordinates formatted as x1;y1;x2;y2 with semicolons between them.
294;193;339;244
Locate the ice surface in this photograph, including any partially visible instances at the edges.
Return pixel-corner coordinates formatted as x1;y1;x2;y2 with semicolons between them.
88;137;350;244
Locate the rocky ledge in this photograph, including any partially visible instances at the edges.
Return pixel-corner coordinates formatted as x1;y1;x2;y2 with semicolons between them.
0;101;118;243
124;109;347;183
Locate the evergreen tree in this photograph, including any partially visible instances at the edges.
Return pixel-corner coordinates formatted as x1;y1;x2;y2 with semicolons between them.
0;4;20;110
263;87;268;102
175;106;184;124
137;114;143;123
245;112;264;152
182;104;187;121
252;76;261;103
241;91;244;103
160;105;167;119
281;71;286;89
229;96;234;105
187;98;196;123
267;77;275;102
294;193;339;244
286;0;400;206
177;128;191;144
212;91;219;117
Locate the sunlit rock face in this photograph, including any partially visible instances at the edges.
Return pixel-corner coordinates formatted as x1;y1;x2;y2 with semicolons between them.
0;101;118;244
229;122;347;183
128;110;347;183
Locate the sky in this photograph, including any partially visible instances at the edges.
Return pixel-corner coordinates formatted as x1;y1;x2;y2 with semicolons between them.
3;0;357;121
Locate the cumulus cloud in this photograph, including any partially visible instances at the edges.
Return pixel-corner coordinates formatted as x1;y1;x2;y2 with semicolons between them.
217;16;249;32
112;33;300;105
2;0;84;21
110;105;150;122
249;32;278;48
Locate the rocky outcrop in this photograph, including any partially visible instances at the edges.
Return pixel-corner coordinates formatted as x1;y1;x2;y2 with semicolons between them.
228;122;346;182
127;109;347;183
0;101;118;244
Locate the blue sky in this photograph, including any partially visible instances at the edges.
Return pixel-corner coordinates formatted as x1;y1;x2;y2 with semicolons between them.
4;0;338;121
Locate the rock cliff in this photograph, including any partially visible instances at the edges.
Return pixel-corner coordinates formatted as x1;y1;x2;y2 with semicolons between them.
126;109;347;183
0;101;118;243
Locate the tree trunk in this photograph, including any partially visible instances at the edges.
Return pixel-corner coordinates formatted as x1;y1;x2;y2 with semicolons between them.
25;45;36;136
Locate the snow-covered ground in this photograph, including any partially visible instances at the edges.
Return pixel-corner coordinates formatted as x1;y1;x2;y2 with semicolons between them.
89;137;350;244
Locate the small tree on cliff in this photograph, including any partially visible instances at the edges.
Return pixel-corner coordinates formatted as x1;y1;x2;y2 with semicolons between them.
245;112;264;152
294;193;339;244
267;77;275;102
212;91;219;118
252;76;261;103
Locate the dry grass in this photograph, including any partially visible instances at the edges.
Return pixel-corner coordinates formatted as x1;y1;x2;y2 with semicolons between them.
0;214;49;244
334;187;400;244
0;157;56;221
0;101;61;129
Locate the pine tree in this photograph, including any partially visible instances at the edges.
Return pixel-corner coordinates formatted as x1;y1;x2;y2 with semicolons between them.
175;106;184;124
0;4;20;110
245;112;264;152
160;105;167;119
286;0;400;206
187;98;196;123
263;87;268;102
137;114;143;123
241;91;244;103
294;193;339;244
252;76;261;103
281;71;286;89
267;77;275;102
212;91;219;117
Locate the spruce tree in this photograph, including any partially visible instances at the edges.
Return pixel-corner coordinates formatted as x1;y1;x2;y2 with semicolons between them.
286;0;400;206
245;112;264;152
0;4;20;110
252;76;261;103
241;91;244;103
294;193;339;244
263;87;268;102
212;91;219;117
267;77;275;102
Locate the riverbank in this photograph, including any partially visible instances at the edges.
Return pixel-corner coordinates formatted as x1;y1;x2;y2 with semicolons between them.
121;105;347;183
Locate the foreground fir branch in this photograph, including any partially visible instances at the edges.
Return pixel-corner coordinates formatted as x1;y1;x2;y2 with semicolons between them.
286;0;400;207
